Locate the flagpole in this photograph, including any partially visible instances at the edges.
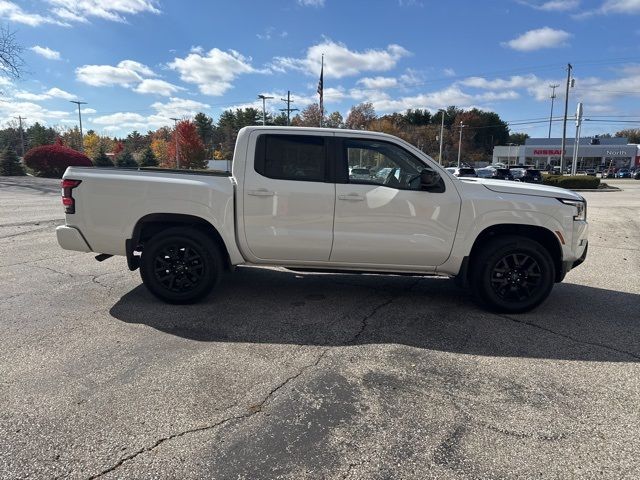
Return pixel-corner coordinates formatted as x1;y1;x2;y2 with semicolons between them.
318;54;324;127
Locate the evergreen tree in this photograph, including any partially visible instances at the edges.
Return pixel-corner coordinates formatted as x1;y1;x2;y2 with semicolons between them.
93;146;114;167
139;147;158;167
0;146;26;176
116;150;138;168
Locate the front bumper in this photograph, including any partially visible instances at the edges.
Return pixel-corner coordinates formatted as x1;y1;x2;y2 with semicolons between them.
559;241;588;281
56;225;92;252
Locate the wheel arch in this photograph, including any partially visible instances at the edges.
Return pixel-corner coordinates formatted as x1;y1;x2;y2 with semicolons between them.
127;213;231;271
458;224;563;287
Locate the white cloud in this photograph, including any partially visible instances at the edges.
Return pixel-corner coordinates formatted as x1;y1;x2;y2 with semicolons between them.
298;0;325;6
13;87;75;101
168;48;258;96
503;27;571;51
518;0;580;11
0;1;64;26
443;68;456;77
81;107;96;114
273;39;410;79
76;59;155;87
47;0;160;23
0;99;71;126
30;45;61;60
150;97;211;119
357;76;399;89
600;0;640;13
90;96;210;133
460;74;541;90
133;78;182;96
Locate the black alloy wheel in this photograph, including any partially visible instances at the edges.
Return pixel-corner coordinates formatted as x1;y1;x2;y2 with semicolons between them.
140;227;222;304
489;253;542;303
471;235;555;313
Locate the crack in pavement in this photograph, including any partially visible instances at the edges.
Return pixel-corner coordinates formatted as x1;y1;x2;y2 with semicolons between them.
0;219;64;228
349;277;422;345
497;314;640;360
86;348;331;479
85;279;423;479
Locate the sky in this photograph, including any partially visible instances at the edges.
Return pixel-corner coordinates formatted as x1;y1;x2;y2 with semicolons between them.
1;0;640;139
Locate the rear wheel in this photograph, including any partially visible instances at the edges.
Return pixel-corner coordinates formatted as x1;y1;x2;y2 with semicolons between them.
471;235;555;313
140;227;222;304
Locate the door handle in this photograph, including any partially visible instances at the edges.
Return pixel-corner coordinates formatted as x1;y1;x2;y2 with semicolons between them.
338;194;365;201
248;189;275;197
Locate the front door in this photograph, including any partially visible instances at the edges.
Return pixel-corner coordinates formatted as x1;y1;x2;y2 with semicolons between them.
330;138;461;268
242;132;335;262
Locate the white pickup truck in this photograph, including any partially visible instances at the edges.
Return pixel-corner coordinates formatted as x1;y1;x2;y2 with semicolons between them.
57;126;588;312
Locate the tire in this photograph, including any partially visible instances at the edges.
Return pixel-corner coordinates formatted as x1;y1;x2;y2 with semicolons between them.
470;235;555;313
140;226;222;304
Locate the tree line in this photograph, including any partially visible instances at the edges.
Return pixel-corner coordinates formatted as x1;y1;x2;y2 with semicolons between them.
2;104;637;169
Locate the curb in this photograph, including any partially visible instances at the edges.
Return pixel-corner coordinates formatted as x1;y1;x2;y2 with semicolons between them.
571;187;621;192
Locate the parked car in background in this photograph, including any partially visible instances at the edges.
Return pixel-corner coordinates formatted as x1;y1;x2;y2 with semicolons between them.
446;167;477;178
349;167;372;181
616;168;632;178
602;169;616;179
586;169;596;176
511;168;543;184
477;167;514;180
634;169;640;180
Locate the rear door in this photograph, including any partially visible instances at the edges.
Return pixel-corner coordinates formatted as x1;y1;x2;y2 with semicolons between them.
242;132;336;262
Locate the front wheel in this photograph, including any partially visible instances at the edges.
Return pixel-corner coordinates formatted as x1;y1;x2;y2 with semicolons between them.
471;235;555;313
140;227;222;304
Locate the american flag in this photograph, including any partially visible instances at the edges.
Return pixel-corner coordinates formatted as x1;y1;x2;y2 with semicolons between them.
317;55;324;125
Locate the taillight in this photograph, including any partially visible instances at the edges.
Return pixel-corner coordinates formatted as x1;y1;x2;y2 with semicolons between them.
61;179;81;214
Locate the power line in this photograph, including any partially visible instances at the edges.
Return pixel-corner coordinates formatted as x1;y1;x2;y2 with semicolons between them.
14;115;25;157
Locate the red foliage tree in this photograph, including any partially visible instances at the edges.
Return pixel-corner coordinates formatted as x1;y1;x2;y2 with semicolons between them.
112;141;124;156
166;120;207;169
23;144;93;178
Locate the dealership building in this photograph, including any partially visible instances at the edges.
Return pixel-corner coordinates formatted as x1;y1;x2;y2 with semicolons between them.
492;137;640;170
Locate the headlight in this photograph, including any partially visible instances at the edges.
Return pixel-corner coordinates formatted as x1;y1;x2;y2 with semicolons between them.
559;199;587;221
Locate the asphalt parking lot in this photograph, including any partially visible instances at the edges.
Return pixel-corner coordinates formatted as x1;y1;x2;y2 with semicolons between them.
1;176;639;479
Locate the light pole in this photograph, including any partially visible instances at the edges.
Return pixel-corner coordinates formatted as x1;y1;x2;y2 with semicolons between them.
70;100;87;152
560;63;573;173
258;94;274;126
548;84;559;138
571;102;583;176
457;122;465;168
507;143;517;166
438;109;446;165
170;117;180;169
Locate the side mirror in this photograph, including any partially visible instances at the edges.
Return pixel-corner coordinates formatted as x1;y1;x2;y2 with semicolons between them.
420;168;441;189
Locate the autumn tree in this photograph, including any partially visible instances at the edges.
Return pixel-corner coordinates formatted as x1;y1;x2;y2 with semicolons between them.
168;120;207;169
508;132;530;145
615;128;640;144
292;103;323;127
83;131;101;159
345;102;377;130
112;141;124;156
151;138;169;165
325;111;344;128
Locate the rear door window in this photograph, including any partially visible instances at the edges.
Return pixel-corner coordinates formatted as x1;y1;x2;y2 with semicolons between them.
255;134;327;182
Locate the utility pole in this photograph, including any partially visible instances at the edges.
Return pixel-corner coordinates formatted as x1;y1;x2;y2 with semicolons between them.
14;115;25;157
280;91;299;126
258;94;274;126
548;84;559;138
560;63;573;173
571;102;584;176
438;109;446;165
70;100;88;152
457;122;465;168
170;117;180;169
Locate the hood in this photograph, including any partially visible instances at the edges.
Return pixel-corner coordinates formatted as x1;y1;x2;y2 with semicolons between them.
459;178;584;201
